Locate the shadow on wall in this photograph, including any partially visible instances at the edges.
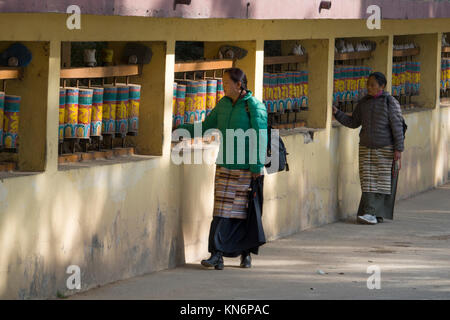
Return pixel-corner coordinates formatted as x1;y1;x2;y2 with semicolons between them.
263;131;341;241
0;157;186;299
398;112;435;200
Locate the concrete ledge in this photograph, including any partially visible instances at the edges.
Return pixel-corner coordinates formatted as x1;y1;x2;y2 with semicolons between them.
58;148;136;164
0;171;42;180
331;120;343;128
279;127;324;137
440;98;450;108
402;107;433;115
58;154;160;171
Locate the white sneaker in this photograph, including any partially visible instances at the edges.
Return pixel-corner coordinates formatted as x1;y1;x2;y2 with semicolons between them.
357;214;378;225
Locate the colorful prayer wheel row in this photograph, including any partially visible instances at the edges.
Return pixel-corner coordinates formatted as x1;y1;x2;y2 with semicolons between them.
60;84;141;141
263;71;309;113
183;80;206;122
0;93;20;149
172;78;224;127
392;62;421;97
440;58;450;91
333;66;372;105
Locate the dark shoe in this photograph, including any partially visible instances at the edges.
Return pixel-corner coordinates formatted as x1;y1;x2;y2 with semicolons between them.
376;217;384;223
240;253;252;268
201;252;224;270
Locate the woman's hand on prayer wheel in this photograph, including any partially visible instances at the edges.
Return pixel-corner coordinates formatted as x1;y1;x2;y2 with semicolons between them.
332;106;338;115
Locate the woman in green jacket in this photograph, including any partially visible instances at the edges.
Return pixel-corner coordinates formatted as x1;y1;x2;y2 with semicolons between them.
176;68;268;270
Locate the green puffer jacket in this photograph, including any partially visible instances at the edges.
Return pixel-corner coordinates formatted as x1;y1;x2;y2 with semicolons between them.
178;90;268;174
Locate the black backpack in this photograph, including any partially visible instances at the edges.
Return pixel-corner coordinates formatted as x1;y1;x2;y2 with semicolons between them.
245;102;289;174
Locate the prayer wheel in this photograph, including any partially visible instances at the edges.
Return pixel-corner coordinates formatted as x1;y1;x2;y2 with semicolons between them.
206;79;217;117
0;92;4;148
76;88;93;139
116;85;129;137
90;87;104;137
64;87;79;139
175;84;186;127
183;80;197;124
216;78;225;102
196;80;207;122
173;82;178;128
59;88;65;142
3;95;21;149
102;85;117;135
127;84;141;135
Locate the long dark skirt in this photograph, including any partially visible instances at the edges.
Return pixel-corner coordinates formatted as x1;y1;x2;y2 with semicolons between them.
208;176;266;258
207;217;260;257
357;160;400;220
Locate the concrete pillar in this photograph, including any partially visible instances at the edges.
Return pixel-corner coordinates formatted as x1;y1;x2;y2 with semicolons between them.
46;40;61;173
326;37;336;131
134;41;167;156
163;40;176;159
204;41;257;93
411;33;440;108
254;39;264;101
4;42;50;172
364;36;390;78
386;35;394;94
301;39;332;129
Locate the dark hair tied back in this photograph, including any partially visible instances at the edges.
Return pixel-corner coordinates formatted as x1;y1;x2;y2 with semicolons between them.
224;68;248;91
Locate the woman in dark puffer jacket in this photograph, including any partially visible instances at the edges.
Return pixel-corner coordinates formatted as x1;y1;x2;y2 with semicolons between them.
333;72;405;225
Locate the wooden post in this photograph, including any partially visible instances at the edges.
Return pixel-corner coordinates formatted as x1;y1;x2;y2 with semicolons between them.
61;42;71;68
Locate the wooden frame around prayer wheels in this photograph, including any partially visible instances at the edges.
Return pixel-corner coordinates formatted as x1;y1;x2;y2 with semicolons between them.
174;59;235;81
0;67;22;80
60;65;141;79
0;67;22;92
263;54;308;65
334;50;373;61
174;59;234;73
393;47;420;58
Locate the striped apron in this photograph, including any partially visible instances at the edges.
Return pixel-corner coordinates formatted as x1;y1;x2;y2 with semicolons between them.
213;165;252;219
359;145;395;195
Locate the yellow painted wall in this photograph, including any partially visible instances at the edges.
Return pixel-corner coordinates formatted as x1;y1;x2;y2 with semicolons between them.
0;42;49;171
204;41;257;93
0;13;448;298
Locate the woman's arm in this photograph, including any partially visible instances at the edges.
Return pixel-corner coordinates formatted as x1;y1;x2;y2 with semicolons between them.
387;96;405;152
333;102;362;129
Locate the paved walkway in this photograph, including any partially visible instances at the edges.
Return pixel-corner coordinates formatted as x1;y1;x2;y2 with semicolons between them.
70;183;450;300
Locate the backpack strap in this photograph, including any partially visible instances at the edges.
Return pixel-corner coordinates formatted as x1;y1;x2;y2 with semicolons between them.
245;100;252;128
385;94;407;137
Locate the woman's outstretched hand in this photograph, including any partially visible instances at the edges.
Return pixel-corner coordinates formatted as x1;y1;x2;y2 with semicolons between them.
332;106;338;115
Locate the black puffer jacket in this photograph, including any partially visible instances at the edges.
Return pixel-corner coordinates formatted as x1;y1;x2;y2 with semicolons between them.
334;92;405;152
